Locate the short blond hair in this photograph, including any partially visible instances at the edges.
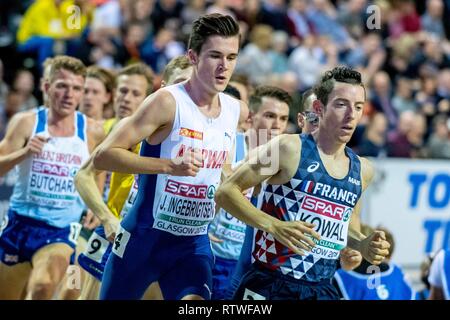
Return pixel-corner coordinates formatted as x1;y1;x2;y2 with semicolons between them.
48;55;86;83
162;56;191;83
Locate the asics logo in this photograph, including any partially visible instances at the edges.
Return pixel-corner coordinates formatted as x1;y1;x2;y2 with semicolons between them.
307;161;320;173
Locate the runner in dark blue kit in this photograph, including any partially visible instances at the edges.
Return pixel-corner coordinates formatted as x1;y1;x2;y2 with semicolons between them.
216;66;391;300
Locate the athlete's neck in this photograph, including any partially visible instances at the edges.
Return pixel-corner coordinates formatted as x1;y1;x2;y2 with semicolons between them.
47;108;76;137
184;77;220;110
312;129;347;160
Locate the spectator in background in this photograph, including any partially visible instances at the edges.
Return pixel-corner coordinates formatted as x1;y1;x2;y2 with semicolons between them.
421;0;446;39
206;0;236;18
357;112;388;158
12;69;38;112
236;24;275;86
436;69;450;101
337;0;367;40
387;110;427;158
258;0;290;33
143;28;184;73
150;0;183;33
345;32;386;84
0;59;9;108
0;90;23;139
370;71;397;131
426;114;450;159
386;110;415;157
181;0;206;31
388;0;421;38
306;0;354;51
128;0;154;35
287;0;315;40
416;75;439;113
269;31;289;74
392;77;418;114
16;0;90;68
288;35;338;90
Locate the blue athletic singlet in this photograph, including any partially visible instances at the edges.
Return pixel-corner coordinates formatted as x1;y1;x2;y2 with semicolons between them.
9;108;90;228
252;133;362;282
100;83;240;300
334;263;416;300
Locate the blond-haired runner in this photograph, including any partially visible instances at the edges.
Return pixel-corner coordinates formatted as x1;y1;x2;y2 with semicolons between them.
0;56;105;299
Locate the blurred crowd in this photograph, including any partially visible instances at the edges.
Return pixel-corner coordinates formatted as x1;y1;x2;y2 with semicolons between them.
0;0;449;159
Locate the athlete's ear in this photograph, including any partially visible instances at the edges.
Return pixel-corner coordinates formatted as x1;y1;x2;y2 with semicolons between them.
187;49;198;65
43;79;51;95
312;99;324;118
297;112;305;130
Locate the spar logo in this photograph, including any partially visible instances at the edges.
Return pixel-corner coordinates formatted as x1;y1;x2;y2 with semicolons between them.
301;195;346;220
32;161;69;177
179;127;203;141
343;208;352;222
207;185;215;199
165;179;207;199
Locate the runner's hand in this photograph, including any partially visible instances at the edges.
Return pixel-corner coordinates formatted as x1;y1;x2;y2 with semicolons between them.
360;230;390;265
25;135;49;156
269;220;320;256
103;216;119;242
169;149;203;176
340;247;362;271
82;209;101;230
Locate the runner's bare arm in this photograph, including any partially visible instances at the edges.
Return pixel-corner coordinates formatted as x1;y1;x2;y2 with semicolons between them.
0;112;39;176
347;157;390;264
75;119;117;239
93;90;201;176
75;155;118;240
216;134;321;256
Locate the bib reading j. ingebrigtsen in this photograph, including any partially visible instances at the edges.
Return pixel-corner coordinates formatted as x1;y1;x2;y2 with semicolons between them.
127;83;240;236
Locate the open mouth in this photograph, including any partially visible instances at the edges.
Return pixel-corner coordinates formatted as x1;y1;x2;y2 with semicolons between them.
341;125;353;132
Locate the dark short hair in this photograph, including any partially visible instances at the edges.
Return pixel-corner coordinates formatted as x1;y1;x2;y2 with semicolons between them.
249;86;292;113
299;88;315;113
313;66;365;106
188;13;240;54
224;84;241;99
117;62;154;95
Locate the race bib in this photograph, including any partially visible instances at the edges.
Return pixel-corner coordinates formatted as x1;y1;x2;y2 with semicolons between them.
153;179;216;236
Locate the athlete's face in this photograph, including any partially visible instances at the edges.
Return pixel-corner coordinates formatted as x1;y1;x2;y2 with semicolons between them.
80;77;111;120
46;69;84;117
252;96;290;142
316;82;365;144
190;35;239;94
114;74;149;119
